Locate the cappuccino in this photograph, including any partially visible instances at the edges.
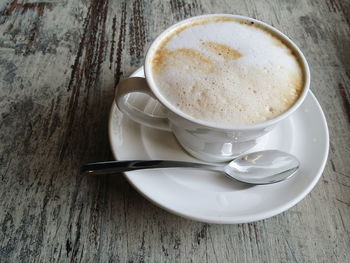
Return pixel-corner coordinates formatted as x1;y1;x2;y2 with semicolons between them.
150;16;304;126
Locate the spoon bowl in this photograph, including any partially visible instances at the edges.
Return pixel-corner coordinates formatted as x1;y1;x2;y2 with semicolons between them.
225;150;299;184
81;150;299;185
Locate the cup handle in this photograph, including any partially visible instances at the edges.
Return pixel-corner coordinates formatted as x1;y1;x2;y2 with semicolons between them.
115;77;171;131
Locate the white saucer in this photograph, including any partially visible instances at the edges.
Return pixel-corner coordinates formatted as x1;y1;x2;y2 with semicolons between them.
109;67;329;224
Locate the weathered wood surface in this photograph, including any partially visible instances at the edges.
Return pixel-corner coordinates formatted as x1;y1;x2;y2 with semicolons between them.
0;0;349;262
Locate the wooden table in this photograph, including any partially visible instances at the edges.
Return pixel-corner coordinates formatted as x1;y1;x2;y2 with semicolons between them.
1;0;349;262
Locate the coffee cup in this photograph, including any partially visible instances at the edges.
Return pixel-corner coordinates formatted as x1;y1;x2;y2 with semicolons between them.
115;14;310;162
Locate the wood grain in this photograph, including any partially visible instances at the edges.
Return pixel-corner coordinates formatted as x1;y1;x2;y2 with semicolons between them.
0;0;349;262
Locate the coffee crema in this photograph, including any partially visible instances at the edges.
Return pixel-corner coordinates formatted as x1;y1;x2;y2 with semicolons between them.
150;16;304;126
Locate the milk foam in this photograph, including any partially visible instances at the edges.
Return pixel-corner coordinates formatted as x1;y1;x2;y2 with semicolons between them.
151;17;304;126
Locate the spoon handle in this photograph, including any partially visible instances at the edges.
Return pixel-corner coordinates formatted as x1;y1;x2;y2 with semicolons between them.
81;160;223;175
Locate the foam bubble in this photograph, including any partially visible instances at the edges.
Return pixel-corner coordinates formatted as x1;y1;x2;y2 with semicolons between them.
151;17;304;126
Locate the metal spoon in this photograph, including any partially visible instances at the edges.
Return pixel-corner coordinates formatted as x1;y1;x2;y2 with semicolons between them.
81;150;299;185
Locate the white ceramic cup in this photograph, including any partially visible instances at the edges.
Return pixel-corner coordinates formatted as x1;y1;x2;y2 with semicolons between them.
115;14;310;162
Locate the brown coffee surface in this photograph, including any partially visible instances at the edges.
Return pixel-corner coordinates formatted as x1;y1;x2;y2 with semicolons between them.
150;16;304;126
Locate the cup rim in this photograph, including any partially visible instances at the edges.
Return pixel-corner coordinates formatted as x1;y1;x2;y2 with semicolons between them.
144;14;310;131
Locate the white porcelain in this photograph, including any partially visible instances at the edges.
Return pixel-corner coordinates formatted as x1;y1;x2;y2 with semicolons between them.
109;67;329;224
115;14;311;162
